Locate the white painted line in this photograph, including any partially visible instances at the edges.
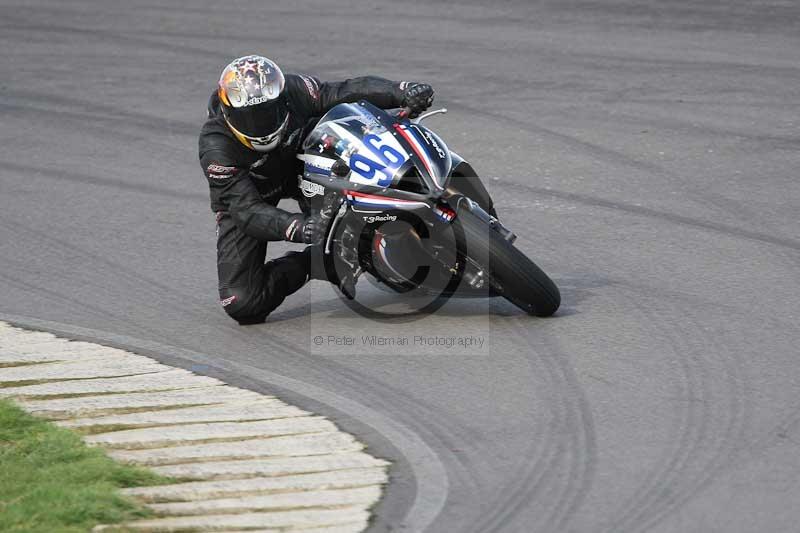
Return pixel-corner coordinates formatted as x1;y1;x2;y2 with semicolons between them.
0;322;389;532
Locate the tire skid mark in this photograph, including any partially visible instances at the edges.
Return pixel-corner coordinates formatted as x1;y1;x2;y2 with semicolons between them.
0;215;242;335
472;317;595;533
0;214;289;372
540;331;597;533
624;306;709;532
0;214;333;390
0;271;159;342
592;105;800;148
600;293;707;533
614;280;794;327
214;314;484;499
0;17;230;61
749;405;800;460
0;103;188;150
467;324;562;533
523;335;578;533
1;160;205;202
498;180;800;253
225;317;481;492
526;340;585;533
455;100;800;252
286;356;482;496
0;100;195;139
2;88;198;134
627;304;748;533
601;290;748;533
520;319;595;533
328;370;481;496
521;317;595;533
447;100;676;180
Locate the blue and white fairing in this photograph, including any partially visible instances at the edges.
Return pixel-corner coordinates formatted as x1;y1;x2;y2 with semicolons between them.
300;101;452;211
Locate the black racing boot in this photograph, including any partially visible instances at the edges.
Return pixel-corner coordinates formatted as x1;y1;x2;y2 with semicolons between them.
306;244;357;299
305;244;329;281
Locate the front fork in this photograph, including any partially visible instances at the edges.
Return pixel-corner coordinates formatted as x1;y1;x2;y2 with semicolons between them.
323;196;361;299
447;193;516;244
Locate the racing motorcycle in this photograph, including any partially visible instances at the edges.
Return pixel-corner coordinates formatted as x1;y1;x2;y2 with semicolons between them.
297;101;560;316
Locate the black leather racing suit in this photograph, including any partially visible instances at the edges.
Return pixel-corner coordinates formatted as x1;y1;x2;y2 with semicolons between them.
199;74;407;324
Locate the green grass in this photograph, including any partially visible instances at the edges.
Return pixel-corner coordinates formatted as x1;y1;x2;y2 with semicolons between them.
0;399;171;533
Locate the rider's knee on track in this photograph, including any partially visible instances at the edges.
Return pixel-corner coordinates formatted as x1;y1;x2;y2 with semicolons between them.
219;289;269;326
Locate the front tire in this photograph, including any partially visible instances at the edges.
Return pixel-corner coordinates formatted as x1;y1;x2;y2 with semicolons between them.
455;209;560;316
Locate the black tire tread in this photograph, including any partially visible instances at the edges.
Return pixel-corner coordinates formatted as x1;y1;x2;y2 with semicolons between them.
456;209;560;316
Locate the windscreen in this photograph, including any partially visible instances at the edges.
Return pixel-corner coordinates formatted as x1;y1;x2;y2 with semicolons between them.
303;102;452;190
303;103;410;187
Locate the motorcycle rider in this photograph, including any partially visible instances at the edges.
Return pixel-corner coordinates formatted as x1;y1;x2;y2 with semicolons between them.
199;55;434;325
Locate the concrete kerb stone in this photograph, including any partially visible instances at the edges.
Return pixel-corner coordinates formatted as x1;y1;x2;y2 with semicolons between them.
0;322;388;533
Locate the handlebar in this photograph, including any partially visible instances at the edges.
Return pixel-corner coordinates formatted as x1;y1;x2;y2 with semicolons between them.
395;106;448;123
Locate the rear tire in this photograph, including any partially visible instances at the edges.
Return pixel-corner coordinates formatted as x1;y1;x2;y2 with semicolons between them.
455;209;560;316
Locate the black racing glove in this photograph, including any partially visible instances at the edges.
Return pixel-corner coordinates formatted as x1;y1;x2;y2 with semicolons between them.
284;213;325;244
283;193;342;244
402;83;435;118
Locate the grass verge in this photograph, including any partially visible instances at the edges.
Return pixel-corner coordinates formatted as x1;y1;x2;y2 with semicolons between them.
0;399;171;532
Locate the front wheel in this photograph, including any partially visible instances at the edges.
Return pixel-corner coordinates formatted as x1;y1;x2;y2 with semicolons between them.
455;209;560;316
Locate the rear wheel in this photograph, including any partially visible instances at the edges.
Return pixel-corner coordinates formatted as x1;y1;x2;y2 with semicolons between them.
455;209;560;316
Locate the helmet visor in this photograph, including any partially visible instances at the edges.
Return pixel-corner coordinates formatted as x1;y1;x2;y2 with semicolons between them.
225;93;289;138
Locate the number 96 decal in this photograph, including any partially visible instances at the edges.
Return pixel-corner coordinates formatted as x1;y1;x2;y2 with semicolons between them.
348;132;408;187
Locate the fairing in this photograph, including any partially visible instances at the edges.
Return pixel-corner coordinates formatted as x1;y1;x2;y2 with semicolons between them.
302;101;452;194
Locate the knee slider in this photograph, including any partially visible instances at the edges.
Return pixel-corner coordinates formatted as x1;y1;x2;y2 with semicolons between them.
219;291;266;325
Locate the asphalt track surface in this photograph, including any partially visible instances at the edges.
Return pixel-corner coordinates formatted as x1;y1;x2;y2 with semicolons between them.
1;1;799;532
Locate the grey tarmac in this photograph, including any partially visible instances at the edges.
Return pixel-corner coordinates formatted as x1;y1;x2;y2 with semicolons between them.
1;1;798;532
